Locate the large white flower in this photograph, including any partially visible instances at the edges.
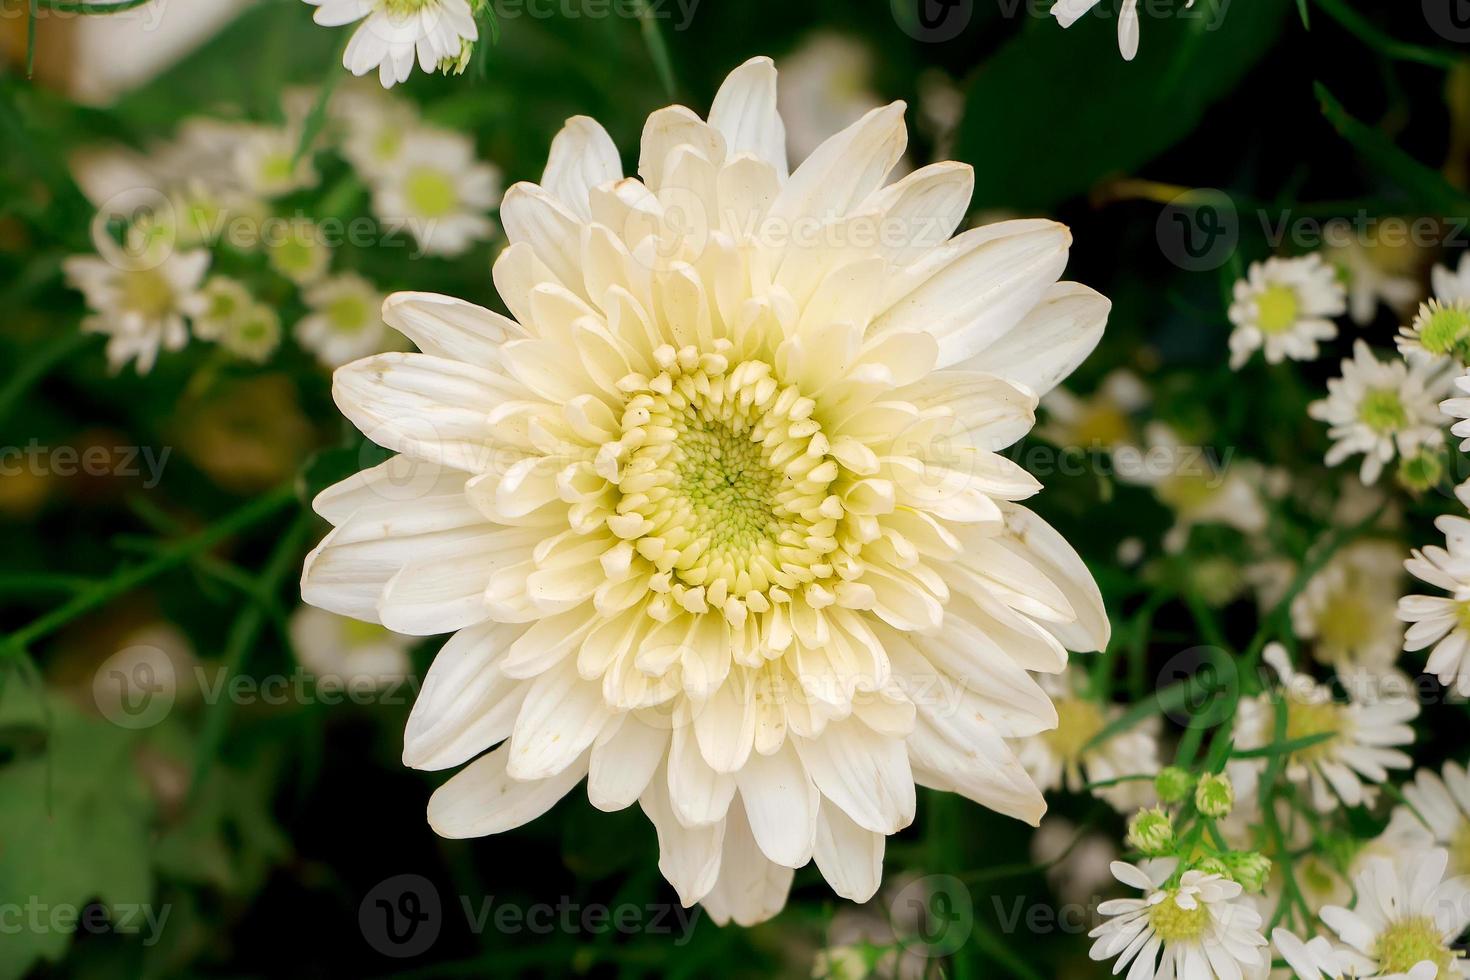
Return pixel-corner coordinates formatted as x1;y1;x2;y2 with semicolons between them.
1227;255;1347;370
1382;762;1470;879
1235;646;1417;812
304;0;478;89
1308;340;1451;485
1089;860;1269;979
300;57;1112;923
1398;517;1470;698
1280;849;1470;979
63;247;210;373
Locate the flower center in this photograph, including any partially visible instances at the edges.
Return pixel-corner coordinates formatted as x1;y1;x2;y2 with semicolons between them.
1072;404;1130;448
328;294;370;334
382;0;436;15
120;268;176;320
1255;284;1301;335
1042;698;1106;760
259;151;297;189
1414;300;1470;359
1284;698;1345;764
1314;588;1377;655
342;618;396;646
1451;819;1470;878
404;167;459;218
1358;388;1407;434
1148;894;1210;942
610;343;841;624
1375;916;1454;975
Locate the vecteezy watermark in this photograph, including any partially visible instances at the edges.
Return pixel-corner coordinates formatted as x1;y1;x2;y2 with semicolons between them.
891;0;975;42
1156;188;1239;272
1424;0;1470;43
359;876;701;957
889;875;973;958
489;0;701;29
0;899;171;947
0;0;169;31
0;440;169;489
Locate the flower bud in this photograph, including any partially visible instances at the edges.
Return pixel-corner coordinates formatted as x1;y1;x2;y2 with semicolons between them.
1222;851;1272;893
1154;767;1194;804
1127;807;1175;856
1194;773;1234;817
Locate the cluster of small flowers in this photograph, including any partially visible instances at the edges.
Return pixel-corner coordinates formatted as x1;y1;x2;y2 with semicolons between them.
63;81;501;374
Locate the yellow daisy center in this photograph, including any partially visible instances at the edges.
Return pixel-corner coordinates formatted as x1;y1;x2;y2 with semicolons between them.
119;268;176;320
1255;284;1301;335
328;293;370;334
1358;388;1407;434
1413;299;1470;359
1314;589;1376;656
1284;698;1345;764
1149;894;1211;942
1375;916;1455;975
612;343;842;623
1042;698;1106;761
404;167;459;219
342;618;396;646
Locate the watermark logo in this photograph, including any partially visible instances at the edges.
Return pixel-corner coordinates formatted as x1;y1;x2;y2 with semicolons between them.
1156;188;1238;272
92;645;176;730
360;874;442;958
890;874;973;958
1425;0;1470;42
892;0;975;41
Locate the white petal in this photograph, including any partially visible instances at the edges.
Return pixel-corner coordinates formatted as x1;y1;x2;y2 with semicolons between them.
427;742;586;838
707;55;788;180
541;115;622;220
812;801;885;902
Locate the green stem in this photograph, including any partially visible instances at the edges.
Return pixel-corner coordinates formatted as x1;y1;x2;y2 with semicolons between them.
632;0;677;97
0;329;95;429
1311;0;1462;70
3;485;297;655
32;0;155;11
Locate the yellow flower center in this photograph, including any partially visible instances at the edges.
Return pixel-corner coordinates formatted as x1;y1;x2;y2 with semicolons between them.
1042;698;1106;761
1314;588;1376;656
259;151;297;189
328;293;370;334
1255;284;1301;335
1358;388;1407;434
404;167;458;219
1071;404;1130;448
612;343;842;624
1284;699;1345;764
1156;471;1217;513
1149;894;1211;942
342;618;395;646
1414;300;1470;359
119;268;175;320
382;0;436;14
1375;916;1455;975
1450;820;1470;878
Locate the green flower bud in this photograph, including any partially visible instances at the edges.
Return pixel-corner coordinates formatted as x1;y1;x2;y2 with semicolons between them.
438;38;475;77
1396;448;1445;495
1127;807;1175;856
1154;767;1194;804
1194;773;1234;817
1222;852;1272;893
1191;856;1230;878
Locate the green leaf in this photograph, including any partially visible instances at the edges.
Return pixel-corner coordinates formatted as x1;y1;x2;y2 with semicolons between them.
955;0;1291;211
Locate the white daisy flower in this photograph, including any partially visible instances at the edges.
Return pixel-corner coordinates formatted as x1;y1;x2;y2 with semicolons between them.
333;83;421;181
372;127;499;257
1282;849;1470;978
1235;645;1417;812
1120;423;1270;553
1227;255;1347;370
289;605;414;692
1308;340;1452;485
63;247;210;373
296;273;404;368
304;0;478;89
1050;0;1194;61
184;275;254;342
1325;224;1425;328
233;125;319;198
1013;667;1160;812
1088;859;1269;978
1038;368;1150;450
1434;253;1470;305
1398;516;1470;697
1397;299;1470;365
266;217;333;285
1292;541;1406;670
216;302;283;364
300;56;1113;923
1382;762;1470;879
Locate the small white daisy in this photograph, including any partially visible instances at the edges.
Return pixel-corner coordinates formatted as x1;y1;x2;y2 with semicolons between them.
1326;223;1425;328
1012;666;1160;812
1398;516;1470;697
1382;762;1470;879
1050;0;1195;61
1398;299;1470;365
304;0;478;89
372;127;499;256
1038;368;1150;450
1272;926;1436;979
184;275;254;342
1235;645;1417;812
1089;859;1269;978
1306;849;1470;978
333;82;421;181
266;217;333;285
233;125;319;198
296;273;402;368
217;302;283;364
63;247;210;373
1227;255;1347;370
1119;423;1270;553
290;605;415;692
1292;541;1406;670
1308;340;1452;485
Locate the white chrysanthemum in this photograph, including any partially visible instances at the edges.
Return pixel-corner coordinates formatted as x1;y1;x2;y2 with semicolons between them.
1050;0;1194;61
1120;422;1270;553
1235;645;1417;812
1308;340;1451;485
63;247;210;373
296;273;403;368
305;0;478;89
300;57;1113;923
1277;849;1470;979
1382;762;1470;879
1012;667;1159;812
233;124;319;198
372;128;499;257
1398;299;1470;365
1292;541;1406;670
1227;255;1347;370
1089;860;1268;979
1038;368;1149;450
1398;517;1470;697
290;605;414;692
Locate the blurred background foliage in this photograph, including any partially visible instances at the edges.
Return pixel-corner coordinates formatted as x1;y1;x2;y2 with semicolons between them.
1;0;1469;977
